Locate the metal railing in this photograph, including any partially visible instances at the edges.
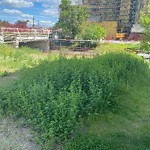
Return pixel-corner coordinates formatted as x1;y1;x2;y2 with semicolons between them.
0;27;52;43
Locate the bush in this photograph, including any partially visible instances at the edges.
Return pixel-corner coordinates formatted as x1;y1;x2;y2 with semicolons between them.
140;5;150;53
0;52;148;146
77;22;106;48
79;22;106;40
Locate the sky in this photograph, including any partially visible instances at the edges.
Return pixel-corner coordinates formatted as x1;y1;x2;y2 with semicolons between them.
0;0;80;27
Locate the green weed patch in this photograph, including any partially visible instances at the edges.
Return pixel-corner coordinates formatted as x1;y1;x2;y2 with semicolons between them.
0;52;148;148
0;44;49;76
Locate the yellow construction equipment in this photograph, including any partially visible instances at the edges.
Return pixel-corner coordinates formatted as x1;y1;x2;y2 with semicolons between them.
116;33;125;39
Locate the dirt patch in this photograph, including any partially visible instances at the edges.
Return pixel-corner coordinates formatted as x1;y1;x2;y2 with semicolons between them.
0;118;41;150
0;73;41;150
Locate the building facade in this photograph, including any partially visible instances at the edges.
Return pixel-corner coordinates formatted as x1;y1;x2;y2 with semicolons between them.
81;0;150;34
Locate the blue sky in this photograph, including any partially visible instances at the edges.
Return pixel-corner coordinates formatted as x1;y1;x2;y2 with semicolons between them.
0;0;80;27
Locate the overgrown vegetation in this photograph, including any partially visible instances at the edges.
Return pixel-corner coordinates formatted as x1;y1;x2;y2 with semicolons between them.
0;44;49;76
77;22;106;48
140;5;150;53
0;51;148;149
65;70;150;150
56;0;89;39
95;43;139;54
78;22;106;41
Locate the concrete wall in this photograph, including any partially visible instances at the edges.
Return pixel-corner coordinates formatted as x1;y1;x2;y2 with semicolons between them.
19;40;50;52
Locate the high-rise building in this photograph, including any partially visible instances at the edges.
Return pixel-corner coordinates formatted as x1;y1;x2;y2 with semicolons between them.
82;0;150;34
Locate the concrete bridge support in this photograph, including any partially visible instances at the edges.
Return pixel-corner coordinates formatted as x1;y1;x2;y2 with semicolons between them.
19;40;50;52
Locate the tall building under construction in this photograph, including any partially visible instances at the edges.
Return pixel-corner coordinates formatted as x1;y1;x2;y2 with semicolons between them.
81;0;150;34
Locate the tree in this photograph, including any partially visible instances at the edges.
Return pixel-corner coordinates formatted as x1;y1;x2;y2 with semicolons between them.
77;22;106;48
14;20;27;28
0;20;11;27
78;22;106;40
56;0;89;39
140;5;150;52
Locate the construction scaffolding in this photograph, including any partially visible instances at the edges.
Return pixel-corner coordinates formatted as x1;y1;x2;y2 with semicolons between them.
82;0;118;22
82;0;150;34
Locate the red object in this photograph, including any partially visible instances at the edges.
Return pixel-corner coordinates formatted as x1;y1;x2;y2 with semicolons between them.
105;36;113;40
128;33;143;41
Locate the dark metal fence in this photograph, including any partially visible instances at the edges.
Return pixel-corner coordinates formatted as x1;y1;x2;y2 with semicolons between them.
50;39;99;51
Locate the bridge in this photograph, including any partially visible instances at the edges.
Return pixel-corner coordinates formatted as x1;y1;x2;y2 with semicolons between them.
0;27;53;51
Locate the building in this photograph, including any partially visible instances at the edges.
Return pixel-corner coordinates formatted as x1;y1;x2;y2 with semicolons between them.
81;0;150;34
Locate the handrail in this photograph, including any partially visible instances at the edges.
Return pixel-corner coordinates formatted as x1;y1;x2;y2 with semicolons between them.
0;27;52;34
0;27;53;43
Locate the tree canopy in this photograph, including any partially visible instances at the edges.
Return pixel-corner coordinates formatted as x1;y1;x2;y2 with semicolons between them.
78;22;106;40
0;20;28;28
56;0;89;39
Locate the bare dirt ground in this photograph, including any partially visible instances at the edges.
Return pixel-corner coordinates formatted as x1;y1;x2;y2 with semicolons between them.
0;74;41;150
0;118;41;150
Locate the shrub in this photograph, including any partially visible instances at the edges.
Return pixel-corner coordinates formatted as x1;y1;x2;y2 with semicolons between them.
79;22;106;40
140;5;150;53
77;22;106;48
0;52;148;146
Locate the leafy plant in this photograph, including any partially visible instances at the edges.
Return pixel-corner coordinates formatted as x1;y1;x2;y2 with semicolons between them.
0;44;49;75
65;133;109;150
0;52;148;148
140;5;150;53
77;22;106;48
56;0;89;39
79;22;106;40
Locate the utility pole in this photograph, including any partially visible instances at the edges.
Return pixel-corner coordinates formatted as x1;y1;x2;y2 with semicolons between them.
38;20;40;28
33;16;35;28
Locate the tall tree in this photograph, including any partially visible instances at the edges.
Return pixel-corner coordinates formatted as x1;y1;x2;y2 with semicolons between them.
56;0;89;39
14;20;28;28
0;20;11;27
140;5;150;52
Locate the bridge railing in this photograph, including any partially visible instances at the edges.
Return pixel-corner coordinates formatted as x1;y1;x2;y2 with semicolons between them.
0;27;52;43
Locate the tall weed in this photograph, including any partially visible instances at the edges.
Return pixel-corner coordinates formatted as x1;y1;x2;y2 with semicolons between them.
0;52;148;147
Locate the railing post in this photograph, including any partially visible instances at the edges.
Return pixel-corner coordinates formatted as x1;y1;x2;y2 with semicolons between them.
1;27;4;43
16;39;19;48
17;28;22;41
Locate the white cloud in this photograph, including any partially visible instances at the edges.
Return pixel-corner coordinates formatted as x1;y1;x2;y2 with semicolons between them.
0;0;33;8
43;7;59;18
40;20;54;27
40;20;51;23
41;0;61;9
1;9;22;15
41;0;82;18
33;0;79;5
33;0;60;3
42;3;50;8
21;14;33;19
